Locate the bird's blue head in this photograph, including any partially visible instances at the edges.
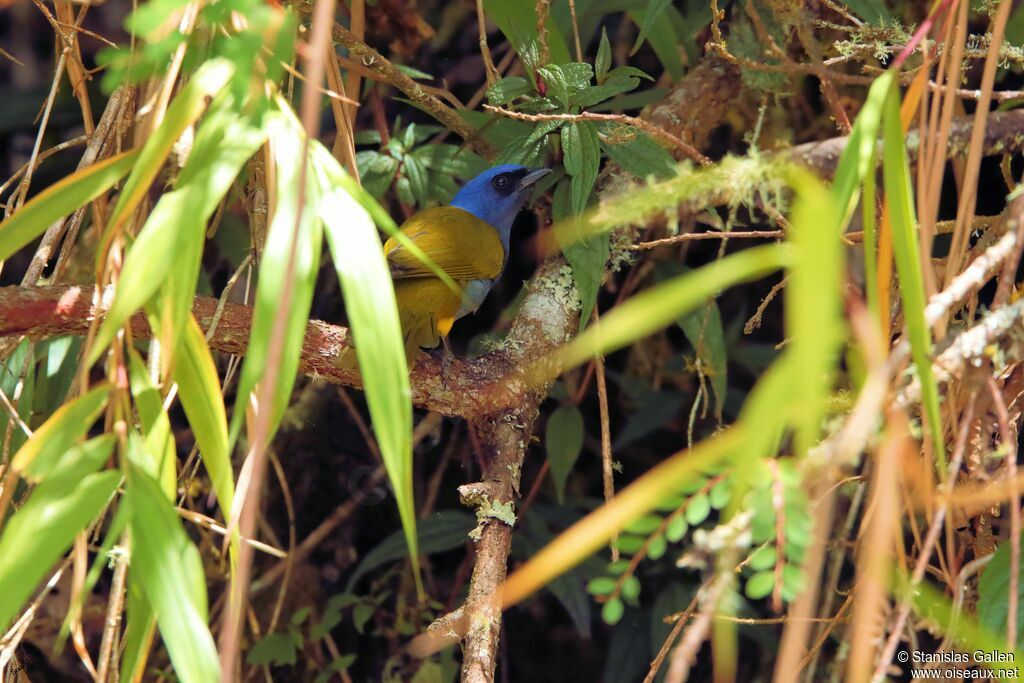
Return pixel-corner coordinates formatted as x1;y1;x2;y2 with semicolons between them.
451;164;551;250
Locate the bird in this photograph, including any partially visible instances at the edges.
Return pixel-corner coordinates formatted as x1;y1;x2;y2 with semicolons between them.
383;164;551;365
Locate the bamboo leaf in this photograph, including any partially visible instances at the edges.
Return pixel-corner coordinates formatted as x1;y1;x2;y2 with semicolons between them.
881;79;945;469
231;113;322;445
785;169;844;455
174;315;233;513
0;469;120;631
127;460;220;683
0;150;138;263
99;58;236;255
556;244;790;371
313;142;420;596
11;383;109;481
89;95;267;367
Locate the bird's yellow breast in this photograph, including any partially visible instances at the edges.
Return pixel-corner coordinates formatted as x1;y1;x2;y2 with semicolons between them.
384;206;506;358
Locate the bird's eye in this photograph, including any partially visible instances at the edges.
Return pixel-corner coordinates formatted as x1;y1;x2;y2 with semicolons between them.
492;174;511;191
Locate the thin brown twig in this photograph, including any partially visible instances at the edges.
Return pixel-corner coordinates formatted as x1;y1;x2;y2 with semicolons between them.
632;229;784;250
475;0;499;86
871;392;979;683
593;307;616;560
328;22;494;158
988;376;1020;651
265;450;296;636
482;105;713;166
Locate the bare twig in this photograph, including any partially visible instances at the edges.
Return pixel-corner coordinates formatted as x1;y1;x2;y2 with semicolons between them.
483;105;712;166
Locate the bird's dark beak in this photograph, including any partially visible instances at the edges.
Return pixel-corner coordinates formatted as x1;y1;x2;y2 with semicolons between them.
519;168;552;189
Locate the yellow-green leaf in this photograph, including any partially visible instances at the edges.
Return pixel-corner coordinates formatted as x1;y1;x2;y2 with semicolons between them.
0;150;138;264
11;383;110;481
313;142;420;597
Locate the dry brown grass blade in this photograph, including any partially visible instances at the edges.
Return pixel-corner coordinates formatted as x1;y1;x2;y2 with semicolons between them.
940;0;1013;311
847;406;907;683
326;46;360;181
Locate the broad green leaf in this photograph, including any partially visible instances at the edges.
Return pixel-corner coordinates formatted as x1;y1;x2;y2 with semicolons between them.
487;76;533;105
231;112;322;445
90;95;267;367
174;315;233;514
538;63;595;109
630;0;672;55
345;511;475;591
545;405;585;503
601;129;676;180
575;73;642;109
99;58;235;254
978;533;1024;648
11;383;109;481
556;244;790;371
247;632;297;666
0;150;138;264
314;144;419;595
127;462;219;683
844;0;890;24
909;578;1024;669
881;79;945;470
626;7;684;79
0;469;120;631
558;122;604;330
484;0;571;66
786;169;844;455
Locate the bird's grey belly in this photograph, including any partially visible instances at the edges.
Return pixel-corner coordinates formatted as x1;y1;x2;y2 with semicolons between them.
456;279;493;319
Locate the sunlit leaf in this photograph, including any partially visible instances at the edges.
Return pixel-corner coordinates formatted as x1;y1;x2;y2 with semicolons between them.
11;383;109;481
127;461;220;683
231;112;322;444
313;142;420;595
0;150;138;263
90;94;267;367
174;315;233;514
0;468;120;631
98;58;236;258
881;79;945;470
555;244;790;371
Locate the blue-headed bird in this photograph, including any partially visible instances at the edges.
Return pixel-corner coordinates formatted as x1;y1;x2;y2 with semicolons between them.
384;164;551;364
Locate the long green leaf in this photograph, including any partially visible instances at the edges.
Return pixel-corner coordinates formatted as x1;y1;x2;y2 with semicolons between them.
174;315;233;513
89;95;267;366
230;113;322;444
556;244;791;370
881;79;945;470
0;469;120;630
786;169;844;456
127;461;220;683
99;58;236;255
313;143;420;596
0;150;138;263
11;383;109;481
484;0;571;65
126;350;177;496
